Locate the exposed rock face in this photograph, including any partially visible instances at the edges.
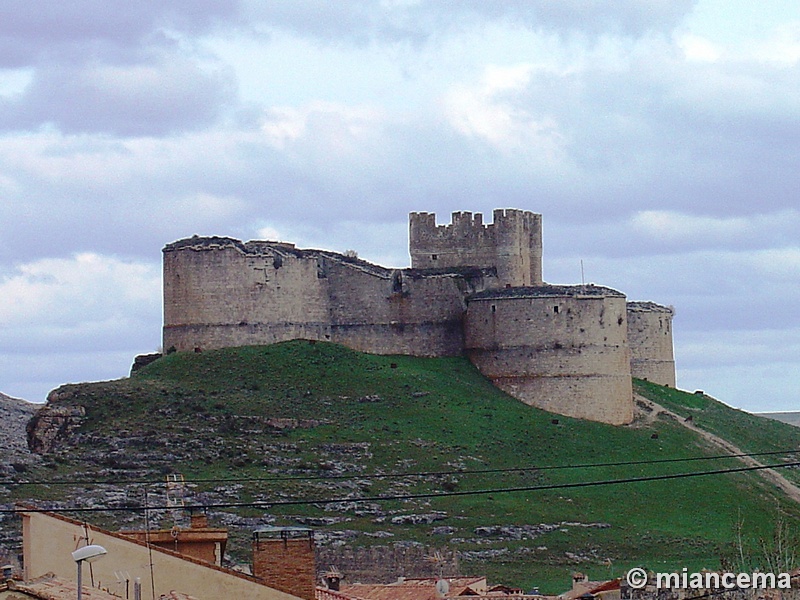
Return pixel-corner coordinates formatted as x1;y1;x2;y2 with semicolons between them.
0;392;39;472
130;352;162;375
26;400;86;454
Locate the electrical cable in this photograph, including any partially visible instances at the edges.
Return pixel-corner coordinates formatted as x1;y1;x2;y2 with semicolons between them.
6;458;800;515
5;448;799;488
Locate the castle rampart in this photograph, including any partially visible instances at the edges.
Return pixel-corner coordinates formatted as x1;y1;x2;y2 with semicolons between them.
465;285;634;425
409;209;543;287
163;236;496;357
627;301;676;387
163;237;332;352
162;209;675;426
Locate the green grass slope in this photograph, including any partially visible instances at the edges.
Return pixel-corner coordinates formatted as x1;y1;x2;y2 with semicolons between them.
11;341;800;593
634;380;800;485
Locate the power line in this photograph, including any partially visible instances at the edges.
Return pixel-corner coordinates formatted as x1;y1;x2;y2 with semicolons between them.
6;458;800;515
6;448;799;488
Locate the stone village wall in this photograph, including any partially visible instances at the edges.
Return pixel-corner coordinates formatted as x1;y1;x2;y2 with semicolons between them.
162;210;675;426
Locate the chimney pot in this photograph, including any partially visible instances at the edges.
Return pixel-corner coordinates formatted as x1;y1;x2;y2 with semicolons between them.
190;513;208;529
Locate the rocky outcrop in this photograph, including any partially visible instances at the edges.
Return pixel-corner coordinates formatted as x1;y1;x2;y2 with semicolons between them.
0;392;39;471
130;352;162;375
26;402;86;454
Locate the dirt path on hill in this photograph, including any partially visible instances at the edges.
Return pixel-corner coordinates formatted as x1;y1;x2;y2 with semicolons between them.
634;394;800;505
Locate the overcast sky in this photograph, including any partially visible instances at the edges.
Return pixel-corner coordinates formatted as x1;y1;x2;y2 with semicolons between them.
1;1;799;413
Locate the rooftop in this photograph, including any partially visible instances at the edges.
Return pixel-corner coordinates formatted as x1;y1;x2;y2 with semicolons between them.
468;284;625;301
626;301;673;313
2;574;122;600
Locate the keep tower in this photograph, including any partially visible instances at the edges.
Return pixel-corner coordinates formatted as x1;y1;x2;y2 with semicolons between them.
409;209;542;287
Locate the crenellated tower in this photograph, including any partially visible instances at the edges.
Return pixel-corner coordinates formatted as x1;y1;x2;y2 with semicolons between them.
409;209;542;287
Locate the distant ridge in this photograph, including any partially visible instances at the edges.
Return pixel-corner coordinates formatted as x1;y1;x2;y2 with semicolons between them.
757;411;800;427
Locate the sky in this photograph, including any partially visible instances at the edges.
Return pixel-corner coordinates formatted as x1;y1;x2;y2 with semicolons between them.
1;1;799;413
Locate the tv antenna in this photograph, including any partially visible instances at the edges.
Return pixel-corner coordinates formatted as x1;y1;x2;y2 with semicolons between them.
580;259;585;289
165;473;186;525
426;550;446;579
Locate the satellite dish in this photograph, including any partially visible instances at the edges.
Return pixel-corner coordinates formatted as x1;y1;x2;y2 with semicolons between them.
435;579;450;597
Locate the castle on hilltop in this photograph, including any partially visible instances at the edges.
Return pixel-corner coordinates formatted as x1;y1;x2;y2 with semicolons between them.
163;209;675;425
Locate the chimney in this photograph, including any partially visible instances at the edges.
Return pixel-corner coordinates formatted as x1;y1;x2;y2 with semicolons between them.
252;527;315;600
323;567;342;591
190;512;208;529
572;573;588;589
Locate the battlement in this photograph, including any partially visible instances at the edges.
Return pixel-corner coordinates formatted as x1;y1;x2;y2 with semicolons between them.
409;208;536;234
409;209;542;287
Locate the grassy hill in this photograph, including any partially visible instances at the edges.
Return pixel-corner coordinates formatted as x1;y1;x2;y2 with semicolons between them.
9;341;800;593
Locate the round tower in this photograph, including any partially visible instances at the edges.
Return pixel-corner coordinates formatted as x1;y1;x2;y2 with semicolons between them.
465;285;634;425
626;301;676;387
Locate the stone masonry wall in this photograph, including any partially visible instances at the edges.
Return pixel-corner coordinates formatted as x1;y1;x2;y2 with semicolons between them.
627;302;676;387
409;209;543;287
163;237;331;352
325;259;473;357
465;286;634;425
163;237;499;357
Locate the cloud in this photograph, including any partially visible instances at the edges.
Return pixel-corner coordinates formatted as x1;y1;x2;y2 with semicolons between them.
241;0;696;44
261;101;387;156
0;1;236;67
0;53;236;135
442;64;566;159
628;210;800;252
1;0;800;414
0;253;161;401
677;327;800;412
0;253;161;350
677;34;722;62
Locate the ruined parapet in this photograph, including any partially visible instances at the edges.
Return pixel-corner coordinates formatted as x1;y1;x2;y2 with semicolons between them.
627;301;676;387
465;285;634;425
409;209;543;287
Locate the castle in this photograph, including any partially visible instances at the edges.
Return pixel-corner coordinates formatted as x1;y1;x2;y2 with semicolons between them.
163;209;675;425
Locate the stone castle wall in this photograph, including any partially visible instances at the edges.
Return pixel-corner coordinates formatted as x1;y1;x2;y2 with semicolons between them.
163;236;496;358
627;301;676;387
324;259;489;357
162;209;675;426
409;209;543;287
163;237;332;352
465;286;634;425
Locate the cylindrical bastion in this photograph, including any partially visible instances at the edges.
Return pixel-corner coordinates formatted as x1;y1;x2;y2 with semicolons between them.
465;285;634;425
626;301;676;387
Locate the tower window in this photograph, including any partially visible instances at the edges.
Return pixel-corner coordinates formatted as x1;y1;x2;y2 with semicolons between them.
431;254;438;260
553;305;559;314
